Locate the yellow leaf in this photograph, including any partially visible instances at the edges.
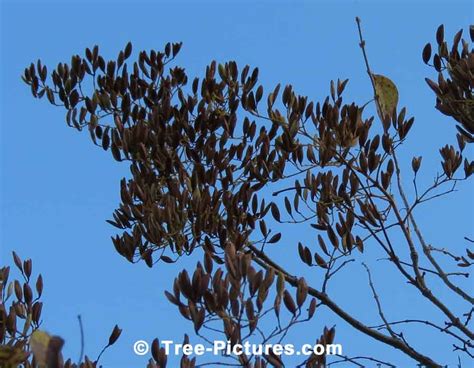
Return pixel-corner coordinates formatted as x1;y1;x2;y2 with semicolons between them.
30;330;50;365
30;330;64;368
372;74;399;122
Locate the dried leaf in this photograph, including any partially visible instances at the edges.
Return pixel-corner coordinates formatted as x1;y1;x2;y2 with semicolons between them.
372;74;399;123
30;330;64;368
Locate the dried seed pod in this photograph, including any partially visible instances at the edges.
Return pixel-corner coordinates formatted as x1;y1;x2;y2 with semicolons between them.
296;278;308;307
108;325;122;345
412;156;422;174
308;298;317;319
422;43;432;64
283;290;297;315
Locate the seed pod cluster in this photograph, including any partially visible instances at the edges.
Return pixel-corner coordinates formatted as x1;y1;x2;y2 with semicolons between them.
160;243;318;368
0;253;43;367
423;25;474;143
22;41;394;270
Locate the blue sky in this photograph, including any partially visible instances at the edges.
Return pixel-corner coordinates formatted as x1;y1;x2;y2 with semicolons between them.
1;0;473;367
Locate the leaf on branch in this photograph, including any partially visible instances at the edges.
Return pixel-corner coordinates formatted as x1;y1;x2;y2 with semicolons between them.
30;330;64;368
372;74;399;123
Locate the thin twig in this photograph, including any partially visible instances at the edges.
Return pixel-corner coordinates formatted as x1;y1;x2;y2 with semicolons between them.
362;263;398;339
329;354;397;367
77;315;85;364
370;319;473;348
247;242;443;367
392;151;474;306
355;17;378;107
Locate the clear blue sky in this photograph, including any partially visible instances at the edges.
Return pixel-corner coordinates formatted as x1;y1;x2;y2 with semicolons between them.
1;0;473;367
